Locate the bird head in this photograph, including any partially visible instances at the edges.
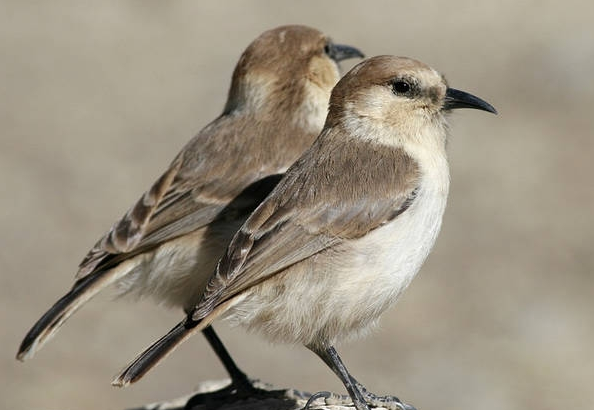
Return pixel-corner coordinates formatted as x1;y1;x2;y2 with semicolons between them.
326;55;496;146
224;25;364;123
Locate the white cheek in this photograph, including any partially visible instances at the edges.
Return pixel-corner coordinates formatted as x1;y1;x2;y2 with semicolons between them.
342;89;400;142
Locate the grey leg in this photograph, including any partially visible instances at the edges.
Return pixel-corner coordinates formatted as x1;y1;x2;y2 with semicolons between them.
306;344;415;410
307;344;370;410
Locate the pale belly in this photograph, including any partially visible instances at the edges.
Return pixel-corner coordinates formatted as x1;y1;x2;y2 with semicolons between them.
227;185;448;346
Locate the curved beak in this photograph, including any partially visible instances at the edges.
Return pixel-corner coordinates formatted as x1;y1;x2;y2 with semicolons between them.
326;43;365;62
444;88;497;114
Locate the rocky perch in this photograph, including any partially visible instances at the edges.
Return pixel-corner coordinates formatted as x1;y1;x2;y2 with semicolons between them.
127;379;409;410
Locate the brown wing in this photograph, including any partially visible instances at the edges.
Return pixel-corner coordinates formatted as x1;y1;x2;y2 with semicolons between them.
193;129;421;319
75;118;282;280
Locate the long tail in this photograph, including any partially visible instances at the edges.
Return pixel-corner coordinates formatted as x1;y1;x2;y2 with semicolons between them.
112;317;204;387
17;263;133;361
112;296;239;387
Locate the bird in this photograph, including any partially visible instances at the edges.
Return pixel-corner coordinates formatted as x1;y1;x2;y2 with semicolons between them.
16;24;364;392
111;55;497;410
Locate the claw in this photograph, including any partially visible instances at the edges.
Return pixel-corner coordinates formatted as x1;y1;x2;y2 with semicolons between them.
304;391;333;410
350;378;416;410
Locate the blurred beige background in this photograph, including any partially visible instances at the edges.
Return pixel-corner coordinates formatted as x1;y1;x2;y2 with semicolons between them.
1;1;593;410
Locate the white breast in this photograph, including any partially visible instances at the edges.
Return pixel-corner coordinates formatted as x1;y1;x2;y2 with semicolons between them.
348;178;448;298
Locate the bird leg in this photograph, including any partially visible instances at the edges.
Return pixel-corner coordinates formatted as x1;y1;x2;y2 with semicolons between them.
306;344;415;410
184;326;288;409
306;344;370;410
202;325;252;390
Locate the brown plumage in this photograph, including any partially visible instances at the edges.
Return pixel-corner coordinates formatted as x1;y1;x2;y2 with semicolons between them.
113;56;496;410
16;25;363;362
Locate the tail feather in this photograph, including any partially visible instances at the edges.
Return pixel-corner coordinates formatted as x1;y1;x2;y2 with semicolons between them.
112;318;205;387
17;263;132;361
112;296;241;387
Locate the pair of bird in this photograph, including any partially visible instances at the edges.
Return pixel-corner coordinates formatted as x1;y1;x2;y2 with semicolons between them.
17;25;496;410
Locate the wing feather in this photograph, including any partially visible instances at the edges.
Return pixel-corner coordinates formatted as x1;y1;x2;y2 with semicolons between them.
193;129;421;320
75;118;284;280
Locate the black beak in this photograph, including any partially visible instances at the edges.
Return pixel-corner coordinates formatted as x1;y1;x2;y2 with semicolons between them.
326;43;365;62
444;88;497;114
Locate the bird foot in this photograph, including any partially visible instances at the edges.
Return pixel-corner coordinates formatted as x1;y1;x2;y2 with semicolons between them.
303;391;352;409
363;394;416;410
354;382;417;410
303;388;416;410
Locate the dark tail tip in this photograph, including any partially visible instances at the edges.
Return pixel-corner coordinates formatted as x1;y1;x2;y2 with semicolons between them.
17;271;107;361
17;292;73;361
112;318;200;387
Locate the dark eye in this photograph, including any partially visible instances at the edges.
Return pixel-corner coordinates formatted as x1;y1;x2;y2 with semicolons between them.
323;43;332;56
392;80;410;94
